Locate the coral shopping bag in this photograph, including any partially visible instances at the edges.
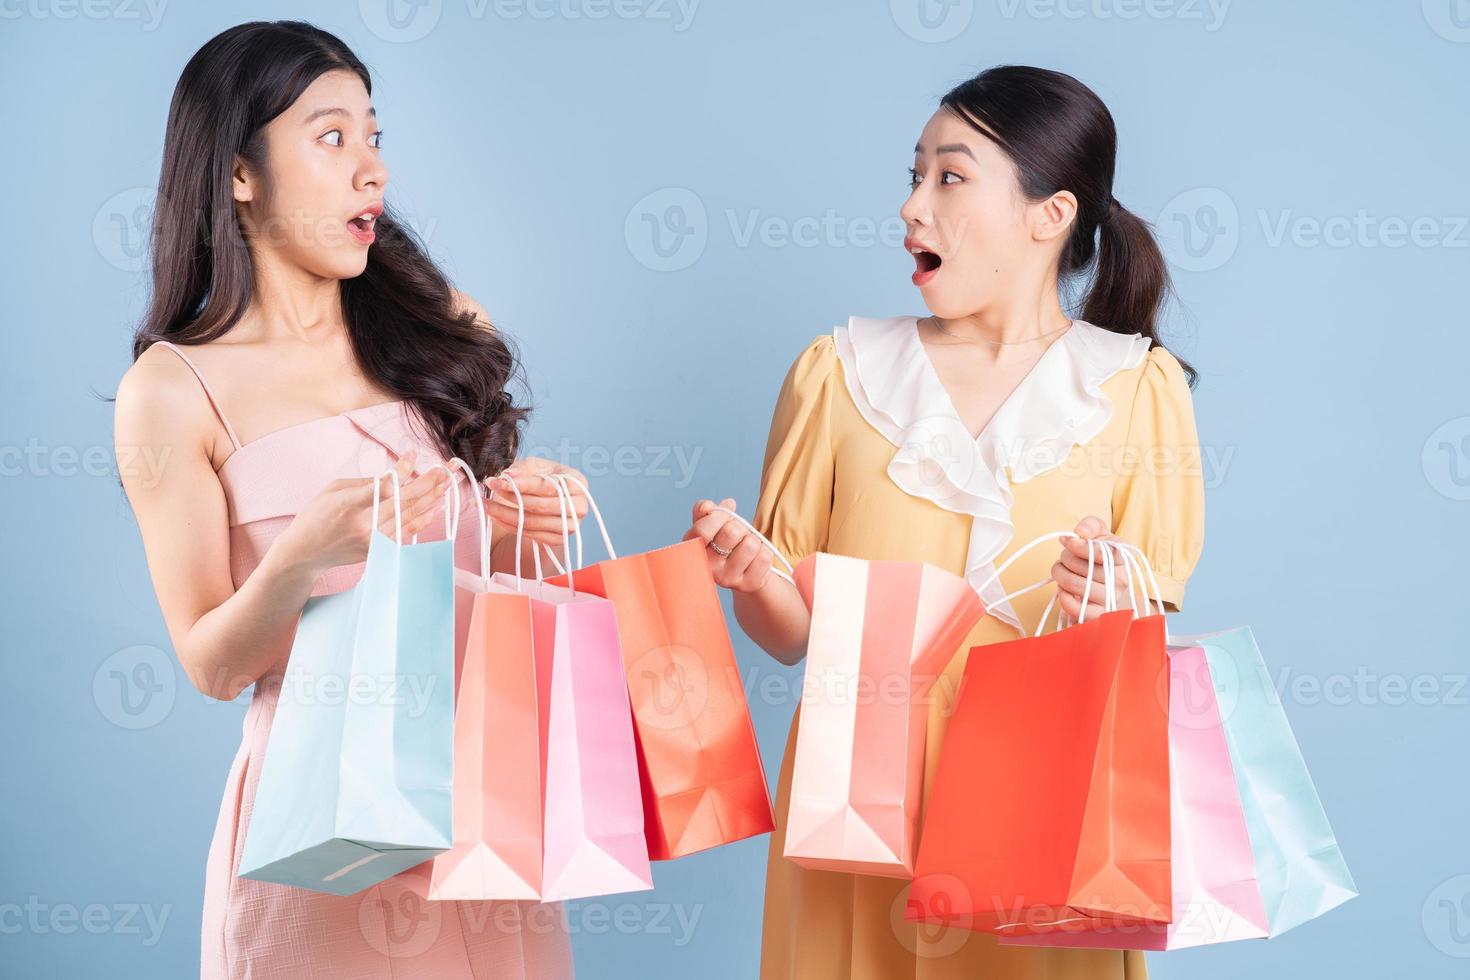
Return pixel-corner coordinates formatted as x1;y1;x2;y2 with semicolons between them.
907;533;1172;933
714;510;986;878
428;460;545;900
239;467;456;896
502;476;652;901
1000;543;1269;950
542;478;773;860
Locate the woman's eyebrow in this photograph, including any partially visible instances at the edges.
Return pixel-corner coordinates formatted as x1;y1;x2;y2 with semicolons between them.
913;142;977;160
301;105;377;125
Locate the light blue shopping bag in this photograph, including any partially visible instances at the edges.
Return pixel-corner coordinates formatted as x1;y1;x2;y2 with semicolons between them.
239;468;457;896
1178;625;1359;935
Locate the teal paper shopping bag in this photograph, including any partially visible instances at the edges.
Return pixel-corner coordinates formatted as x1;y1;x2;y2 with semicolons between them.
239;468;456;896
1178;625;1358;935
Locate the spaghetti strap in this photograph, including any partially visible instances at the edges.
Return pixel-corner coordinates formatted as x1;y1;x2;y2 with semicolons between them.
152;340;243;450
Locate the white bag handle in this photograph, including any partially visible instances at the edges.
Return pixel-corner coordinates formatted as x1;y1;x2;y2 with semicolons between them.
1107;540;1172;645
546;473;578;593
443;457;488;580
488;472;538;589
415;461;462;548
370;468;403;543
551;473;618;564
708;506;797;585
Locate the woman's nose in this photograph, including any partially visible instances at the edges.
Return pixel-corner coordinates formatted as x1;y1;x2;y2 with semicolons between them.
899;188;929;227
355;148;387;193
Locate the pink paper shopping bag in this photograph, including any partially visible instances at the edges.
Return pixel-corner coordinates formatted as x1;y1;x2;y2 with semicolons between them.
691;500;988;879
429;461;544;900
523;478;652;901
783;553;984;876
428;469;651;902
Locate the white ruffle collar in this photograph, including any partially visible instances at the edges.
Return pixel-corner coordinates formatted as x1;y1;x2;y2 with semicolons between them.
832;315;1150;631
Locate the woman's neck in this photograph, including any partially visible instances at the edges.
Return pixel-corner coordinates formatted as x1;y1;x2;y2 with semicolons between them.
237;249;347;344
931;301;1073;346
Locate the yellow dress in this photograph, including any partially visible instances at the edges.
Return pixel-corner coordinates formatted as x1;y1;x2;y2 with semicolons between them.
753;316;1206;980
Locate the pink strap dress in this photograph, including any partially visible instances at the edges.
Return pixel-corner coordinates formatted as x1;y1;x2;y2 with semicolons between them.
153;342;575;980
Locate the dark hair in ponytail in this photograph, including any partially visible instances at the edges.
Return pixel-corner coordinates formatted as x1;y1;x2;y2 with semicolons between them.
132;20;527;474
940;65;1196;387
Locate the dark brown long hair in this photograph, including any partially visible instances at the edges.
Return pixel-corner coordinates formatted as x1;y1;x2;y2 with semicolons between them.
940;66;1197;386
132;20;526;474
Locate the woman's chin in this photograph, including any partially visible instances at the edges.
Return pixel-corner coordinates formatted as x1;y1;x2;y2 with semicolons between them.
917;291;976;321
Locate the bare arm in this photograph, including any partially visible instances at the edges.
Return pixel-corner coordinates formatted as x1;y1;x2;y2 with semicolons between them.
115;348;447;701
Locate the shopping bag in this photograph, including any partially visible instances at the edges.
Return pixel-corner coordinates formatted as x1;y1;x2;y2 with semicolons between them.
907;533;1171;932
240;468;456;896
1178;625;1359;934
997;545;1267;948
428;460;545;900
708;510;986;877
514;476;652;901
544;478;773;860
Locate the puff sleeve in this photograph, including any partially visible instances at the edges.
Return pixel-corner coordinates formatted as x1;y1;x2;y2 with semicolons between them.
1110;345;1205;612
752;336;839;570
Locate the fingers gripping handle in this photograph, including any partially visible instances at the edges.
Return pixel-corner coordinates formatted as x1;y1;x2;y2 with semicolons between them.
709;506;796;586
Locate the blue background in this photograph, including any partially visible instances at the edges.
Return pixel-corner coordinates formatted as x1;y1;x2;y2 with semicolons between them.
3;0;1466;976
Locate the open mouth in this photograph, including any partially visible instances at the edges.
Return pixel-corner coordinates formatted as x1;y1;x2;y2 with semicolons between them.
347;211;378;244
909;243;942;285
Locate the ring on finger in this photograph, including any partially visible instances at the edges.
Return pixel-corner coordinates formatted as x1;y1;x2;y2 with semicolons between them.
708;540;732;558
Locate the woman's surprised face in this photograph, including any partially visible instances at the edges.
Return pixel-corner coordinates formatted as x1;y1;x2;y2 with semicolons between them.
900;109;1035;319
233;69;387;280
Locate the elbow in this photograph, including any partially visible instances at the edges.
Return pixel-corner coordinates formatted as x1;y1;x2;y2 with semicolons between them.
768;644;808;668
183;658;253;703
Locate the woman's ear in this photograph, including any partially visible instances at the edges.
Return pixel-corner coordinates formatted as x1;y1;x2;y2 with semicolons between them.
1032;189;1077;244
232;156;255;204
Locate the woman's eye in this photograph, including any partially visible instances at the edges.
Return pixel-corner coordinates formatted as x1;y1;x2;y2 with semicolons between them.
320;129;343;147
941;170;962;185
908;167;921;188
369;131;384;149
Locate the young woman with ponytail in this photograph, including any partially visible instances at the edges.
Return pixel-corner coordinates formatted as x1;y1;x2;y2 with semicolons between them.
684;65;1205;978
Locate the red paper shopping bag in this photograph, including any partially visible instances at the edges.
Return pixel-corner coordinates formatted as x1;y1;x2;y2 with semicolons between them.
907;607;1172;933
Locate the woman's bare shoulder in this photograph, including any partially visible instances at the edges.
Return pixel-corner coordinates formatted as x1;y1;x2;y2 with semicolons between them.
451;288;494;331
114;343;215;470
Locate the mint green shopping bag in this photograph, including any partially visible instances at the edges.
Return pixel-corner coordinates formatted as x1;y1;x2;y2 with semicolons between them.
239;467;456;895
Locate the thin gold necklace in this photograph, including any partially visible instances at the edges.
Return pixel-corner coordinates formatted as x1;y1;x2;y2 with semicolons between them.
925;317;1075;346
